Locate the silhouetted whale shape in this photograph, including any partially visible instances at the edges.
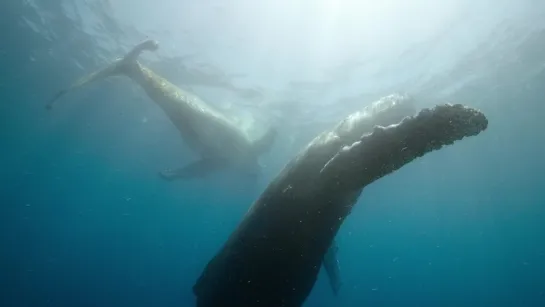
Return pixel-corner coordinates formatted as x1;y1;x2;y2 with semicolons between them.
193;100;488;307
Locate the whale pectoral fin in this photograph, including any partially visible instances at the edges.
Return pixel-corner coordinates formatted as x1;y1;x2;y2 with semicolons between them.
319;104;488;192
252;126;278;155
46;39;159;110
46;63;121;110
158;159;227;181
323;239;343;296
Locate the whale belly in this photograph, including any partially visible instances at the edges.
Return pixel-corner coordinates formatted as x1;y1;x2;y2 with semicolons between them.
162;97;253;161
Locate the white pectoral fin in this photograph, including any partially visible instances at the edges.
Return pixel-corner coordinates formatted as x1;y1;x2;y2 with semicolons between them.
320;104;488;192
46;39;159;110
46;63;120;110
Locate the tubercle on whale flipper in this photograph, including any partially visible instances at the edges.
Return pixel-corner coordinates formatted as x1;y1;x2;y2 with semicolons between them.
320;104;488;192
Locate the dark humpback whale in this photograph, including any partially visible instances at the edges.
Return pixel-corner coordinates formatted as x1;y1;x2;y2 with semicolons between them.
46;39;277;181
193;98;488;307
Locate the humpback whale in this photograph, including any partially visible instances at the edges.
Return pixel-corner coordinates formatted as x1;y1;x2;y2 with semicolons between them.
46;39;277;180
193;96;488;307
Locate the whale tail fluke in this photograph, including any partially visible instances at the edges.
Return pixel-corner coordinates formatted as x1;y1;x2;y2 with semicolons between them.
46;39;159;110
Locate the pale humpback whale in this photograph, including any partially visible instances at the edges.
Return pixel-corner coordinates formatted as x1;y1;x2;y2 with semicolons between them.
193;97;488;307
46;39;277;180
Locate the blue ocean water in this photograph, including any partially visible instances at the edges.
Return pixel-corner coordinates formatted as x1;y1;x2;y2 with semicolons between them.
1;0;545;306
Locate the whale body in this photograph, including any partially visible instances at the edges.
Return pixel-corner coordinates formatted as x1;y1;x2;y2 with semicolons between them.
193;97;488;307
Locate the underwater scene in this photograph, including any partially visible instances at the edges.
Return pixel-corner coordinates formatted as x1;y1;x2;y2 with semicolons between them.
2;0;545;306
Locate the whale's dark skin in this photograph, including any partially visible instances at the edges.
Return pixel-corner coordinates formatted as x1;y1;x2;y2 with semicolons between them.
193;101;488;307
316;94;418;295
323;238;342;295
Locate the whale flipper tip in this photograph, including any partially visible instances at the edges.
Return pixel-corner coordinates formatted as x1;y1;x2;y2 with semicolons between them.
139;39;159;51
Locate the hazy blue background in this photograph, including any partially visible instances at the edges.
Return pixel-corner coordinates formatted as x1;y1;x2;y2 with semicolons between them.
1;0;545;306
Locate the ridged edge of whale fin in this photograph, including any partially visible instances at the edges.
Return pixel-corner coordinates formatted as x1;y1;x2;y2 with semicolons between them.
45;39;159;110
320;104;488;192
252;126;278;156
